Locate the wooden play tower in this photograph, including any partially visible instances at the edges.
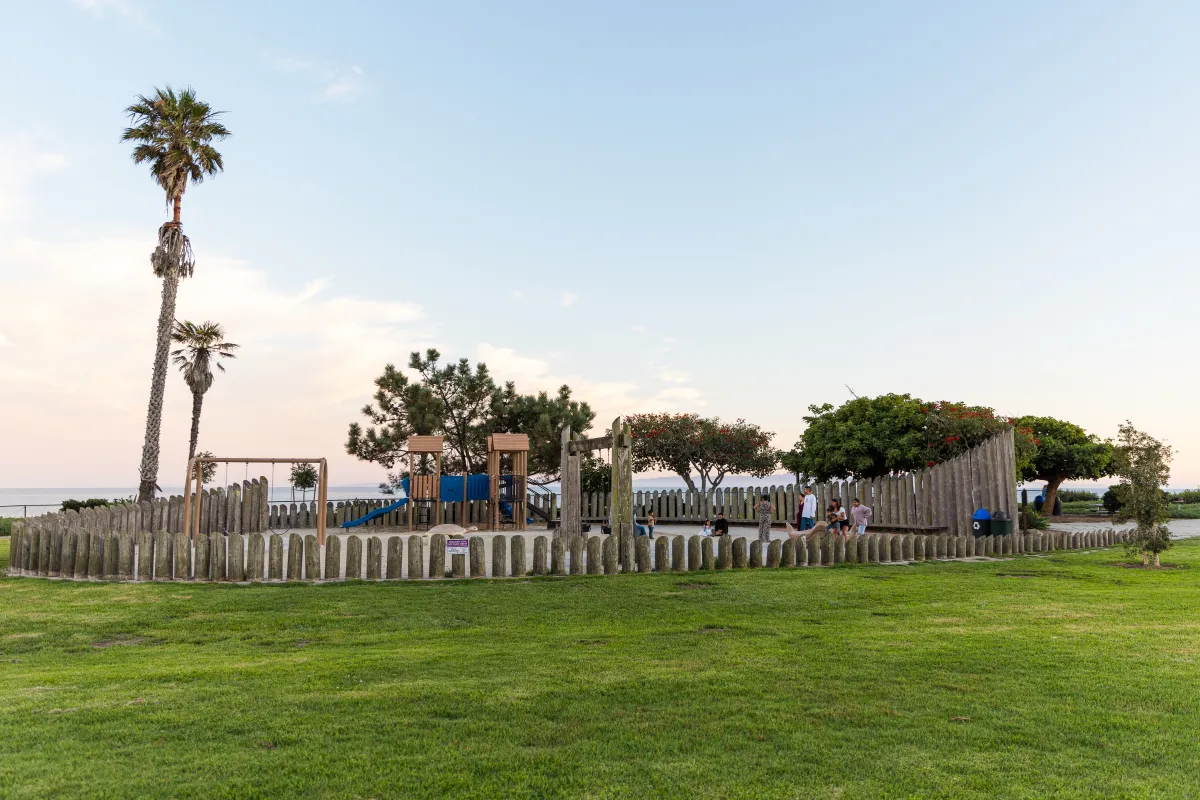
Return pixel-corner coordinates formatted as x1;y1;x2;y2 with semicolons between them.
406;435;444;531
487;433;529;531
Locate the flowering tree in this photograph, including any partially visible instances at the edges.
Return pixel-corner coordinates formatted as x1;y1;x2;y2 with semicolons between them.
782;395;1035;482
627;413;777;493
1111;422;1172;567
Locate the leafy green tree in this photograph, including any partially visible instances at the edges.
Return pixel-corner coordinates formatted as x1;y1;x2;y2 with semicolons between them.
579;454;611;495
490;384;594;478
1111;422;1172;567
346;350;593;489
783;395;1035;482
626;413;777;493
1016;416;1113;517
195;451;218;484
290;463;319;502
1101;486;1123;515
171;320;238;466
123;86;231;502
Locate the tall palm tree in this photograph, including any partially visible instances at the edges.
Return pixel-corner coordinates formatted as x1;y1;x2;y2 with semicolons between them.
171;320;239;469
123;86;231;502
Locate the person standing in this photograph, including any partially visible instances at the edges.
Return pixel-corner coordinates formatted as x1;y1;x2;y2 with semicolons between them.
800;486;817;531
647;512;656;539
850;498;873;534
756;494;774;544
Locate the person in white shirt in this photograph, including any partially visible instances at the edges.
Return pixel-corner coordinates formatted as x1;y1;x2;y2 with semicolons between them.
799;486;818;531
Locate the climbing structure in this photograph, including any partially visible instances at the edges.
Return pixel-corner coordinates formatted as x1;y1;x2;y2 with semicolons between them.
487;433;529;531
406;435;444;531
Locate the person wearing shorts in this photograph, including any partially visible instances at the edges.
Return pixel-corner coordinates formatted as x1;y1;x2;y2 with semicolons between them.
851;498;873;534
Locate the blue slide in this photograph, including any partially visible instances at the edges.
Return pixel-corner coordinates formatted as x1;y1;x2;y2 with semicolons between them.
341;498;407;528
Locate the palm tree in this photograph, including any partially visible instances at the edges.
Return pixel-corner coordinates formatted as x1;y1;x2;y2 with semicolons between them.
123;86;231;502
171;321;239;470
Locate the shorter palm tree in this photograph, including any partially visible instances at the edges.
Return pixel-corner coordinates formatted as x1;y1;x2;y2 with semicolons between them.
172;321;239;470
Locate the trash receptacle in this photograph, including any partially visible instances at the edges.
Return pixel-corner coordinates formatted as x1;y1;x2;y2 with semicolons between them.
971;508;992;537
990;510;1013;537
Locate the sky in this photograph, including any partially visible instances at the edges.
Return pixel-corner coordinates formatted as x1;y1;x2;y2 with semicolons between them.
1;1;1199;489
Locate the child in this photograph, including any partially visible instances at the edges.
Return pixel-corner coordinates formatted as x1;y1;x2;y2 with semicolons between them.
700;519;713;536
850;498;873;534
647;512;656;539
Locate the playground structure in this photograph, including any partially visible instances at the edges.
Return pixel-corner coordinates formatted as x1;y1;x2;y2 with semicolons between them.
558;416;634;540
340;432;534;532
182;456;329;543
487;433;529;532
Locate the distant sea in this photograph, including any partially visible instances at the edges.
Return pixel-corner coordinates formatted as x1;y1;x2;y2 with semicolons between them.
0;476;1137;517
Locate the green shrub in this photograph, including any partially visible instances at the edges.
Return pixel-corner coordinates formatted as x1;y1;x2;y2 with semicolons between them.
1102;487;1122;515
0;517;15;536
1167;503;1200;519
60;498;114;512
1058;489;1099;503
1169;488;1200;504
1023;509;1049;530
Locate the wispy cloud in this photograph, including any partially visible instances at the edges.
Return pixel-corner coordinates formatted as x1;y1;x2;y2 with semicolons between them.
0;134;68;223
72;0;158;33
560;291;579;308
265;54;366;103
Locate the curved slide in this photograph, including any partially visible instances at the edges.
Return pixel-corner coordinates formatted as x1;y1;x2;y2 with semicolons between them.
341;498;407;528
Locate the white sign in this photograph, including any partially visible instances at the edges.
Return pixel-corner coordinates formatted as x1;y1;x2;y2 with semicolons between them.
447;538;469;555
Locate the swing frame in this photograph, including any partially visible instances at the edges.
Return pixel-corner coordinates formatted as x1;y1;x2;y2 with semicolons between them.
182;457;330;544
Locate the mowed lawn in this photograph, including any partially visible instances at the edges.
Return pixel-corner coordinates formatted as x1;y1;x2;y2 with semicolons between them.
1;538;1198;799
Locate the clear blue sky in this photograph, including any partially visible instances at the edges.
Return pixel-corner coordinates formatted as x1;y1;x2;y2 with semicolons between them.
2;1;1198;487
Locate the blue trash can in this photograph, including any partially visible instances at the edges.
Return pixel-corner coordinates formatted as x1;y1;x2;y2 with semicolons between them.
971;508;992;537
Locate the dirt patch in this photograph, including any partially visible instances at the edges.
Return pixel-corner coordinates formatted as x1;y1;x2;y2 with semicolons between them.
91;636;148;648
676;582;715;590
950;716;971;723
995;573;1040;579
698;626;728;634
1112;562;1186;571
578;639;608;647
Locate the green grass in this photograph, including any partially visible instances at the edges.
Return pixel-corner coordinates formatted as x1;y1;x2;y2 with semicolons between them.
1168;503;1200;519
2;537;1199;799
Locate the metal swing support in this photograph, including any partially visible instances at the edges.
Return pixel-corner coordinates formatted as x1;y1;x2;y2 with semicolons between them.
182;457;330;545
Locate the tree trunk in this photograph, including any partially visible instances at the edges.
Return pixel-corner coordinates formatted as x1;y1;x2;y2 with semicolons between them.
137;267;182;503
173;194;181;224
187;390;205;464
677;471;698;493
1043;476;1065;517
1153;552;1161;568
1143;551;1149;566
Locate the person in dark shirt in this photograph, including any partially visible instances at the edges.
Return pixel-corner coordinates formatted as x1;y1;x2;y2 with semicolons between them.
712;512;730;537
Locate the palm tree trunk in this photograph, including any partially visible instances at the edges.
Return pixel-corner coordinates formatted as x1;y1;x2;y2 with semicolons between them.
137;267;181;503
187;390;204;464
173;194;181;224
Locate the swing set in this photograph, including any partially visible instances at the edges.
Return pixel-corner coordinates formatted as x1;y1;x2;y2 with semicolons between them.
182;456;330;544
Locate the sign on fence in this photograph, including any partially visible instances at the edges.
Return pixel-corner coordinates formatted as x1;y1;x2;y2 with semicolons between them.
446;538;469;555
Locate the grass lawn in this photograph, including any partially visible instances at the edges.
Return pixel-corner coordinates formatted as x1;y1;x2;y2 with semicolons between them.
1;537;1199;799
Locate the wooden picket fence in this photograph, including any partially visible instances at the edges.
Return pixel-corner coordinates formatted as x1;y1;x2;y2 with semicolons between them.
8;511;1125;582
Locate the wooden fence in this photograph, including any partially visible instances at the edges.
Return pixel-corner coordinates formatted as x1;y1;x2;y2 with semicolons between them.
7;514;1124;582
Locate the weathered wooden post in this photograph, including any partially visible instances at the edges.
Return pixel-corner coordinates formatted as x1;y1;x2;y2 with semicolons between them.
406;535;423;579
688;536;702;571
671;535;686;572
749;540;763;568
468;536;485;577
767;539;781;567
808;533;821;566
559;426;582;542
323;534;341;581
174;531;192;580
717;535;732;569
652;537;669;573
636;536;652;573
550;536;566;576
245;533;263;582
609;416;635;551
490;535;506;578
703;537;716;569
366;536;382;580
137;531;154;581
732;537;748;568
568;534;584;575
154;530;173;580
601;534;618;574
510;534;526;577
532;535;548;575
588;535;603;575
194;532;210;580
286;534;302;580
303;533;320;580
